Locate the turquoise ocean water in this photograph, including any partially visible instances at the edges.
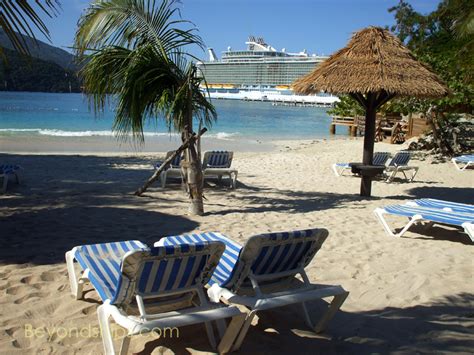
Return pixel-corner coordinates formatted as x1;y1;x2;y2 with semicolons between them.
0;92;340;141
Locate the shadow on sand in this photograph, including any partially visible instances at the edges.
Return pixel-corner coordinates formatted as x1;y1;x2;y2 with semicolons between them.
133;292;473;354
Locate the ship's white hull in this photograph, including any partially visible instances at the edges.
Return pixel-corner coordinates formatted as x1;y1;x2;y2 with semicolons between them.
206;90;339;105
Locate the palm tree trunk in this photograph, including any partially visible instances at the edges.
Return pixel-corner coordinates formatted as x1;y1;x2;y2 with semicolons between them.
183;92;205;215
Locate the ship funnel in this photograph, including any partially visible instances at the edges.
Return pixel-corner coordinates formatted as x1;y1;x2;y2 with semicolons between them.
207;48;218;62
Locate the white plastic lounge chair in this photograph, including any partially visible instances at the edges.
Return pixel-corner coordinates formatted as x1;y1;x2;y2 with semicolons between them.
332;152;390;176
384;151;419;182
374;204;474;242
156;229;349;351
155;151;183;188
451;154;474;171
0;164;22;193
65;240;245;354
202;151;238;189
410;198;474;214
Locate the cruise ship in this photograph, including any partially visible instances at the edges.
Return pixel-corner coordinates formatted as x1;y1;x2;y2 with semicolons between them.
196;36;339;106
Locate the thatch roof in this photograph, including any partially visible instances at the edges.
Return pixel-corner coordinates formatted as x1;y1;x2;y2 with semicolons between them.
293;27;448;98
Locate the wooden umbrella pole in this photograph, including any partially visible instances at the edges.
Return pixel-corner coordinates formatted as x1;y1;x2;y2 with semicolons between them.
361;92;376;197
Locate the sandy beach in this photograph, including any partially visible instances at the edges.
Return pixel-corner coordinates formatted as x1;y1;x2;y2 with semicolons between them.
0;137;473;354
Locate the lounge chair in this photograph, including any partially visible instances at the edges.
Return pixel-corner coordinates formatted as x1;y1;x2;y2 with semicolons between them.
374;204;474;242
65;240;245;354
0;164;22;193
156;229;349;351
384;151;419;182
451;154;474;171
409;198;474;214
202;151;238;189
156;151;183;188
332;152;390;176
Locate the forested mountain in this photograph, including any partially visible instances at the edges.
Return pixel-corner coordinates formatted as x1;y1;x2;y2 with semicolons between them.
0;31;81;93
0;30;77;71
0;48;81;93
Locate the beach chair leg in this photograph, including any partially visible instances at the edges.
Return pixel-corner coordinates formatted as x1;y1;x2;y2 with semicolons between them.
374;208;422;238
409;167;419;182
231;172;238;189
97;304;116;355
204;320;217;349
119;335;131;355
217;313;246;354
401;170;409;181
462;223;474;242
216;318;227;339
1;175;7;194
385;169;397;182
65;250;85;300
231;310;257;352
332;164;340;176
451;158;462;171
160;171;167;188
308;291;349;333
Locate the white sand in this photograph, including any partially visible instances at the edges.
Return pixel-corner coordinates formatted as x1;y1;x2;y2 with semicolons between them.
0;138;473;354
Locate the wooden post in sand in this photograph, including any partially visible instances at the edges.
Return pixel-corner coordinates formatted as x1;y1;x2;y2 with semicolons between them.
134;128;207;196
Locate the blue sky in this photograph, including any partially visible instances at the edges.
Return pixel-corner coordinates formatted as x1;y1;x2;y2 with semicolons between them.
42;0;439;58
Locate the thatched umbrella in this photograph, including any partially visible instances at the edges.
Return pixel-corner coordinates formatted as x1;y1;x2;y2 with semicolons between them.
293;27;448;196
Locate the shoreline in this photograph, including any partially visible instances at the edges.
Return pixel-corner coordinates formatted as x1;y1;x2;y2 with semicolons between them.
0;134;355;154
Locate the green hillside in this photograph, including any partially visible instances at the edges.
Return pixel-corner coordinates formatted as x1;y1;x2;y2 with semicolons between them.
0;30;77;71
0;48;81;93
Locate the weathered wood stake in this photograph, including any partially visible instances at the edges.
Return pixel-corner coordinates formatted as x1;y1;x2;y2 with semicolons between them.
134;128;207;196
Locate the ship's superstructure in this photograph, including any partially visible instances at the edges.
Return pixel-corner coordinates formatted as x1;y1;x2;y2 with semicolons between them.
196;36;338;105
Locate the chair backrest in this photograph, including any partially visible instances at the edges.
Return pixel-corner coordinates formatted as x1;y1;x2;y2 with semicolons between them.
0;164;20;173
373;152;391;166
223;228;329;291
388;151;411;166
112;241;225;305
165;151;182;168
202;151;233;169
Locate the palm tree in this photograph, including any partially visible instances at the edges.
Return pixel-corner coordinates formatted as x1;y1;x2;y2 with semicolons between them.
74;0;216;215
0;0;60;55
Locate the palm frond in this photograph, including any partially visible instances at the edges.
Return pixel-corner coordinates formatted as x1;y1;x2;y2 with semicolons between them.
75;0;203;59
77;0;215;143
0;0;60;55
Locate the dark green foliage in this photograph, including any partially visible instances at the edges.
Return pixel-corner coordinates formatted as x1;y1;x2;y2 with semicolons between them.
0;48;81;92
327;95;364;117
0;0;60;56
0;29;78;71
388;0;473;113
75;0;216;142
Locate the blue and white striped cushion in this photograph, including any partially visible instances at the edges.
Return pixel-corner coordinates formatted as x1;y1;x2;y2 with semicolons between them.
373;152;390;166
388;152;410;166
246;229;318;277
135;243;215;294
207;152;230;168
0;164;21;174
414;199;474;214
159;232;242;287
156;154;182;169
454;155;474;163
335;152;389;168
384;205;474;226
159;229;327;290
73;240;148;302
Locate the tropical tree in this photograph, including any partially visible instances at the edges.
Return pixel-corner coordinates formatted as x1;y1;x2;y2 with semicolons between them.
0;0;60;55
74;0;216;215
